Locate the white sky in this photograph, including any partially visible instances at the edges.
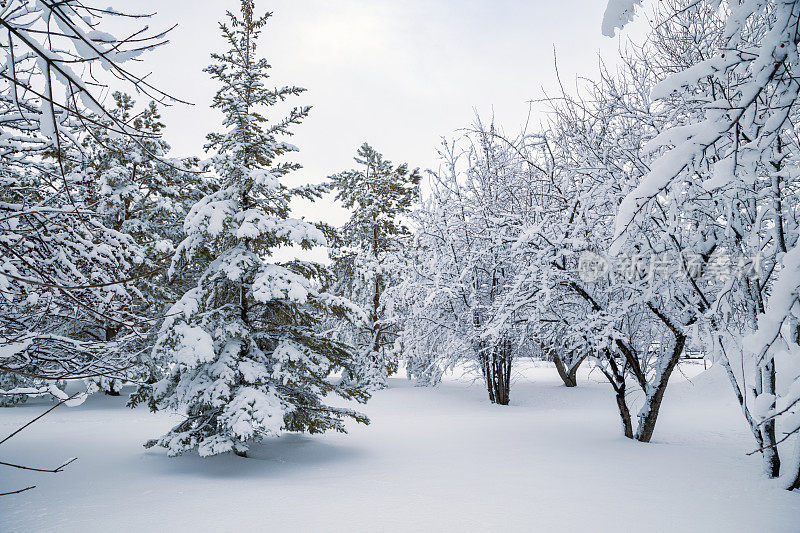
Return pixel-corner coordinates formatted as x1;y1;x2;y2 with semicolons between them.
113;0;637;256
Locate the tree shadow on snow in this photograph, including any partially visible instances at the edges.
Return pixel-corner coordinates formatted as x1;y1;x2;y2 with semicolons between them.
138;433;368;480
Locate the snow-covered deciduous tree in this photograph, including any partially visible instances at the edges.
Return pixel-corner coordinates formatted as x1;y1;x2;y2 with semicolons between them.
145;1;369;458
486;2;728;441
328;143;421;390
607;0;800;487
0;0;184;493
503;61;693;441
396;123;536;405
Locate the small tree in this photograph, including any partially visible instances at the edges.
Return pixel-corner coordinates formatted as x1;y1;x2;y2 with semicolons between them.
328;143;421;390
146;1;368;458
396;125;533;405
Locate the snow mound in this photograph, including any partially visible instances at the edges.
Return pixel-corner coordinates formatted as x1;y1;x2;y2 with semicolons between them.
668;364;735;404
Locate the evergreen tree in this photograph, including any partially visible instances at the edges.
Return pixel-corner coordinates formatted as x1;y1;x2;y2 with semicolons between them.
146;1;369;458
0;102;143;407
1;94;201;404
83;92;204;396
0;0;186;407
328;144;421;390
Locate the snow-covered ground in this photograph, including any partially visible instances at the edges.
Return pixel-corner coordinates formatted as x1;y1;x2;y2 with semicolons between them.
1;362;798;532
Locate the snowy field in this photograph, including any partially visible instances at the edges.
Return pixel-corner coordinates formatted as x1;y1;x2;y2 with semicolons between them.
1;363;799;532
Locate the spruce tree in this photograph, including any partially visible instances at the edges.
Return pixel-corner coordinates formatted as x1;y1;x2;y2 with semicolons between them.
146;1;368;458
0;106;143;405
0;0;191;406
328;144;421;389
82;92;204;396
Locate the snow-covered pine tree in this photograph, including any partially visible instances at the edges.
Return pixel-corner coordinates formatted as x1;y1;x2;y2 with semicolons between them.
0;2;176;405
146;1;369;458
82;92;204;397
328;144;421;390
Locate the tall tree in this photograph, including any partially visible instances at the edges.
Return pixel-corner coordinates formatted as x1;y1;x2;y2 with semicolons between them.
82;92;204;397
395;124;533;405
146;1;368;458
328;143;421;390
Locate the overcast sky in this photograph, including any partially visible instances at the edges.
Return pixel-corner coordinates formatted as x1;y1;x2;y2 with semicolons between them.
113;0;637;255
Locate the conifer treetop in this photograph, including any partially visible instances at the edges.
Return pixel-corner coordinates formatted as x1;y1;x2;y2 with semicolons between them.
330;143;422;247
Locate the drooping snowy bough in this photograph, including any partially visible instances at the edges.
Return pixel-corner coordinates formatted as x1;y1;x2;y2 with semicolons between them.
0;0;188;493
0;1;182;401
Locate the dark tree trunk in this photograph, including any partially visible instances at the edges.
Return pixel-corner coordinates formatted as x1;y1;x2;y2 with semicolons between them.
553;352;576;387
635;333;685;443
101;323;123;395
788;454;800;491
600;352;633;439
481;340;512;405
553;351;586;388
616;387;633;439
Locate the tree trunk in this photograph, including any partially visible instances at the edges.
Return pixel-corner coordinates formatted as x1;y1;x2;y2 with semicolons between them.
553;351;586;387
103;323;121;395
482;340;512;405
233;448;247;458
616;387;633;439
598;350;633;439
553;352;576;387
789;469;800;491
760;358;781;478
787;439;800;491
635;333;685;443
718;340;785;478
